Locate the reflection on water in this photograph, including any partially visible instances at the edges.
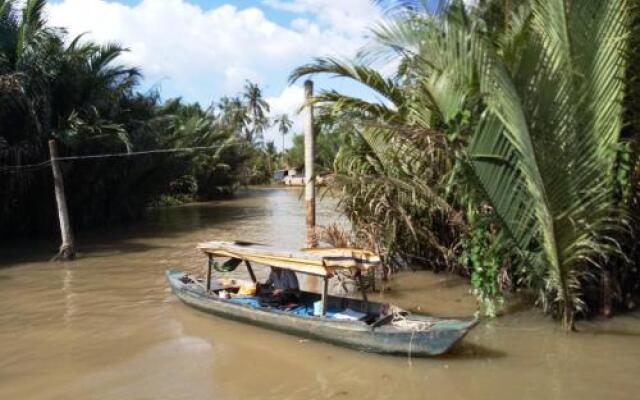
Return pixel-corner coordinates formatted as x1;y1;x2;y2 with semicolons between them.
1;187;639;400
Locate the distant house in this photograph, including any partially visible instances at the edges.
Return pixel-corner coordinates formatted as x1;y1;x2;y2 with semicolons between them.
273;167;328;186
273;169;288;181
273;168;303;186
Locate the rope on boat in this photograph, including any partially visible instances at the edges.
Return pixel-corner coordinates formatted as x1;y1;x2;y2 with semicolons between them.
389;306;433;331
388;305;434;365
181;274;206;290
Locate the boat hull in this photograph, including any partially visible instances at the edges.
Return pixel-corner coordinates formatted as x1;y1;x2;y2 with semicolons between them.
166;270;477;356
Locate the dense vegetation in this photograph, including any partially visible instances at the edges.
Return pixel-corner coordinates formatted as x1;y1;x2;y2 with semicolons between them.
0;0;287;238
3;0;639;328
292;0;640;327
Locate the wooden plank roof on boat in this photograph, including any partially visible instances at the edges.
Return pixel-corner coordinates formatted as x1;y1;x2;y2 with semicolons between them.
197;241;381;277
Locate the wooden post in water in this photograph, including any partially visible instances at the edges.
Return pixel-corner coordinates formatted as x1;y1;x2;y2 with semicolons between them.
49;139;75;261
304;80;317;248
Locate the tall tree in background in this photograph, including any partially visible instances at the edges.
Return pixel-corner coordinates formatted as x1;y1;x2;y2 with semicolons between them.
217;95;247;135
242;80;270;144
274;113;293;164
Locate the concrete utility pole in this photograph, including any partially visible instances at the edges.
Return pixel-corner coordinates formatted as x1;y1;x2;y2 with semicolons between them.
304;80;317;248
49;139;75;261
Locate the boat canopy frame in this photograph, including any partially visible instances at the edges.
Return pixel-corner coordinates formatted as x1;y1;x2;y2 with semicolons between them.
198;241;381;316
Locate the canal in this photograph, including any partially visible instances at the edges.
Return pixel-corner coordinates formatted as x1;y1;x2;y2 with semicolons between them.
1;188;639;399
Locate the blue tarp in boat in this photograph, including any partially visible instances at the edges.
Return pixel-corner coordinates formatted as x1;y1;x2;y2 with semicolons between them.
228;296;349;318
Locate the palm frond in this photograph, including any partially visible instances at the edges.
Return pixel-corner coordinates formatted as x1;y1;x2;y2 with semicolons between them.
290;57;407;107
15;0;46;60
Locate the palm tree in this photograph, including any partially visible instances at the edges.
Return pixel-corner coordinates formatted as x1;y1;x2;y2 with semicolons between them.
0;0;171;237
273;113;293;164
264;140;278;176
218;96;247;136
292;0;634;328
1;0;56;141
51;40;140;149
290;58;462;272
242;80;270;143
1;0;49;67
1;0;138;148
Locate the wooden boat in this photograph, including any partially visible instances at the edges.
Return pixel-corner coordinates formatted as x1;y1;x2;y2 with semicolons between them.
166;241;478;356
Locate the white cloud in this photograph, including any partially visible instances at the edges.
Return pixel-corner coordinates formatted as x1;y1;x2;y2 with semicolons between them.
46;0;381;105
263;0;381;36
45;0;386;150
265;84;306;147
268;85;306;117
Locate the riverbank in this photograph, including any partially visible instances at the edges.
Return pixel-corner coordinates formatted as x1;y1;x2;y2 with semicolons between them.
1;188;639;400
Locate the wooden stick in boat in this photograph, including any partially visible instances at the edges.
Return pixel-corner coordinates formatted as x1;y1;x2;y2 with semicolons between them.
244;260;257;283
321;276;328;316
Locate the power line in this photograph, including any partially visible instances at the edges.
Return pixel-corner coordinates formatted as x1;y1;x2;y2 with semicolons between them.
53;142;243;162
0;164;51;174
0;161;51;174
0;141;245;174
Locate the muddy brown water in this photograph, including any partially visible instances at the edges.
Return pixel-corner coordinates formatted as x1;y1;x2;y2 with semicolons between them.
1;187;639;400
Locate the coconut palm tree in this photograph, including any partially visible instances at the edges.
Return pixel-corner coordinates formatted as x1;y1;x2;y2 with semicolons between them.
242;80;270;143
292;0;634;328
0;0;172;236
218;96;247;136
273;113;293;163
1;0;57;142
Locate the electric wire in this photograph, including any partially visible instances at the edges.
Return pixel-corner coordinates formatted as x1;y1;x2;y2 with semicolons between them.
0;141;245;174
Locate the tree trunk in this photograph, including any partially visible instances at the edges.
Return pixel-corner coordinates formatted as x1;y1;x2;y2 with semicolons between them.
563;302;576;331
266;152;272;179
304;80;317;248
49;139;75;261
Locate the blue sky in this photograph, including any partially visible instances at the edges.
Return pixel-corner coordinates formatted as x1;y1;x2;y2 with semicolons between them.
47;0;386;145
